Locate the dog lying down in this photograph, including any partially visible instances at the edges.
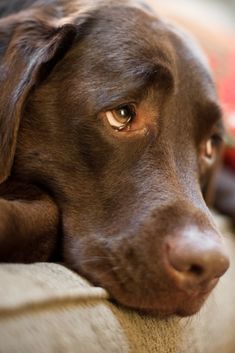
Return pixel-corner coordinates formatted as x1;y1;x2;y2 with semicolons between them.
0;0;232;316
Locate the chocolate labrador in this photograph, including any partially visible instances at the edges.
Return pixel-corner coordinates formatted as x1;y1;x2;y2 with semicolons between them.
0;0;231;316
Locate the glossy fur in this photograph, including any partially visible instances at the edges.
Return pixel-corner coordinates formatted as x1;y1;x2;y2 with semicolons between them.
0;0;231;316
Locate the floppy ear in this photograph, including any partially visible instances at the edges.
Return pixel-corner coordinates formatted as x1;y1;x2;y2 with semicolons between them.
0;17;77;183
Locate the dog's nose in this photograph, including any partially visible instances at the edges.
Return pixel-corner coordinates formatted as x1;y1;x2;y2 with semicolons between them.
165;228;230;294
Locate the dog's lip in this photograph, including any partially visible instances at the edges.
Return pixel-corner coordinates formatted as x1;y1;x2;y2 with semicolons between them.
77;249;218;316
108;282;214;317
82;260;218;316
174;277;219;297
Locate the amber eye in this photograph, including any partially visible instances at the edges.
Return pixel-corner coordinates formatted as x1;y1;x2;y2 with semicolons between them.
204;136;221;164
205;139;213;159
105;104;136;131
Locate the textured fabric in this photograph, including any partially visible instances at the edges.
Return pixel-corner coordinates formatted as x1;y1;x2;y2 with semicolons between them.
0;215;235;353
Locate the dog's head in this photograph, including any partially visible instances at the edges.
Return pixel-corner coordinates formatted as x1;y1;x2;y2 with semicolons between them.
0;0;229;316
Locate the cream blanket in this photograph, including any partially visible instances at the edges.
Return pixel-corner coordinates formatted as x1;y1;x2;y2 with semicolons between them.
0;215;235;353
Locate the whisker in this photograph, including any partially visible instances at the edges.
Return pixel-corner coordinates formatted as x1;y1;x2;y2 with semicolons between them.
80;256;110;265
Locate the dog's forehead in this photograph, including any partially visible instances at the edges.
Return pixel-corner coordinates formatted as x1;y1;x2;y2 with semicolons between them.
70;5;176;79
169;25;219;104
63;6;175;98
63;0;215;96
82;5;168;46
62;2;218;110
76;4;213;78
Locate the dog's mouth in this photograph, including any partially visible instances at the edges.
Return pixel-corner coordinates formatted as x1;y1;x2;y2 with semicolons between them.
110;281;217;317
108;280;218;317
65;224;228;317
78;260;219;317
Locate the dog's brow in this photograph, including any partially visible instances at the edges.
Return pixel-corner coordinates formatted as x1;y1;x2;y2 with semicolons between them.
106;64;171;104
120;66;162;93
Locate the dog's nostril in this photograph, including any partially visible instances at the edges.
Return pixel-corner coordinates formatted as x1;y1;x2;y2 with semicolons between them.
188;264;204;276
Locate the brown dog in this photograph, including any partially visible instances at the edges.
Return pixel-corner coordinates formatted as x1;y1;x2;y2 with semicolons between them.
0;0;230;316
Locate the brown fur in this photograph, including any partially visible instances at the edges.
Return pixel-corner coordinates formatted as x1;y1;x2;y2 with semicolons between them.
0;0;231;316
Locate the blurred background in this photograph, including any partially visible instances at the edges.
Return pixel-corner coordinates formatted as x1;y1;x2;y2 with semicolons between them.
155;0;235;168
159;0;235;27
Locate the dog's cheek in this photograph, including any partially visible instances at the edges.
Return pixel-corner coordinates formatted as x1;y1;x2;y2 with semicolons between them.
63;231;115;287
63;232;194;315
0;200;22;259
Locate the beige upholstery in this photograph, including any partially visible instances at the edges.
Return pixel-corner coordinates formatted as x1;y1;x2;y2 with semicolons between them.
0;214;235;353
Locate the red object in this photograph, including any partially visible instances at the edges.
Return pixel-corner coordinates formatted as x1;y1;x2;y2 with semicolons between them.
209;45;235;171
220;49;235;171
224;148;235;170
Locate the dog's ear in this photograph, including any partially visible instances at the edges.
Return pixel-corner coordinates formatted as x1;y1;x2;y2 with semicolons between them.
0;16;78;183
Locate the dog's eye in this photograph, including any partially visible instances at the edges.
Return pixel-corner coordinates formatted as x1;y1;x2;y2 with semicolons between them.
105;104;136;131
204;135;221;164
205;139;213;159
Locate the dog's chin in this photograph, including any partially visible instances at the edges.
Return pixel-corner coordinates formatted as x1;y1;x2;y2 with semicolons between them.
80;267;212;317
109;288;211;317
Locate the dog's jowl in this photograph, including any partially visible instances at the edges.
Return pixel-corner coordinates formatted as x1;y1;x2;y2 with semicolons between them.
0;0;230;316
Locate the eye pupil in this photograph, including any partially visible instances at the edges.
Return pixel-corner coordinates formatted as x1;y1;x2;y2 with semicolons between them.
115;105;134;123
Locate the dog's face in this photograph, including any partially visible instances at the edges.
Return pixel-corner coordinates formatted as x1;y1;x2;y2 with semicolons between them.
0;1;229;316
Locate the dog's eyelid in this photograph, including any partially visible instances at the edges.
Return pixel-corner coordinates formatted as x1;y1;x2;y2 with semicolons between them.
208;121;225;144
214;119;225;134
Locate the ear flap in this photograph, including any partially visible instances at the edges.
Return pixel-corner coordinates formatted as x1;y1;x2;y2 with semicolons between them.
0;17;77;183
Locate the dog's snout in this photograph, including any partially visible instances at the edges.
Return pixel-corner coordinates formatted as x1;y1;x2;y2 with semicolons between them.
165;228;230;294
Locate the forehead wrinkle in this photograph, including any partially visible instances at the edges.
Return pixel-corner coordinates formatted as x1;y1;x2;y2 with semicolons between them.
58;7;176;110
77;64;166;112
